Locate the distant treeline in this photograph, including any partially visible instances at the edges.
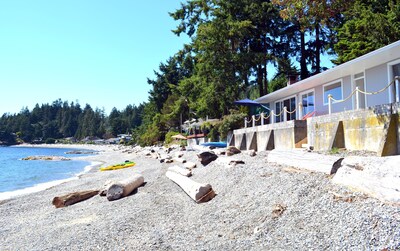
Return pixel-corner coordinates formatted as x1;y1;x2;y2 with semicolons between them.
0;99;144;145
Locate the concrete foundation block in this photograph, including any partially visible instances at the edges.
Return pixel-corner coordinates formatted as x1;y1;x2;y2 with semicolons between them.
245;131;257;151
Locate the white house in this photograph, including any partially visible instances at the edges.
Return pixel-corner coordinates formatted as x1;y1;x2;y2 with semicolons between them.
255;40;400;122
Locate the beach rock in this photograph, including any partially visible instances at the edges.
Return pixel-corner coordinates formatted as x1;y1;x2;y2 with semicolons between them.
213;148;226;155
184;161;197;170
143;150;152;156
226;146;241;156
197;151;218;166
229;159;245;166
330;157;345;175
173;157;187;163
248;150;256;157
174;152;184;158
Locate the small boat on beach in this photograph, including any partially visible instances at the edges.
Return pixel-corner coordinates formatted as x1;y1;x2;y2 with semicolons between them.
100;161;136;171
201;142;227;148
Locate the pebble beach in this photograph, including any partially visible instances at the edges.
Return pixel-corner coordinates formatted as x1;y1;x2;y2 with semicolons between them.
0;144;399;250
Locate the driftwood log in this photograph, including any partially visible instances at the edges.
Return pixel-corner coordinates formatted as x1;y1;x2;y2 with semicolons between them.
52;190;99;208
168;165;192;177
166;171;215;203
106;174;144;201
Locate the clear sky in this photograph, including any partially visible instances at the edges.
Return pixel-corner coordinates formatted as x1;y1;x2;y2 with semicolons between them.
0;1;189;115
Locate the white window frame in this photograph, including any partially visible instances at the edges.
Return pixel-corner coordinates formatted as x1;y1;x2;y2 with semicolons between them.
274;95;297;122
387;59;400;103
351;71;367;109
323;79;343;105
299;88;315;117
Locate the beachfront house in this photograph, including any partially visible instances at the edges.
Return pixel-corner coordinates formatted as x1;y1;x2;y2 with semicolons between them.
255;40;400;120
233;40;400;156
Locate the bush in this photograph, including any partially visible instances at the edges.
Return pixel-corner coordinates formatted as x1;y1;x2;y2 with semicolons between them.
45;138;56;144
165;131;180;145
217;112;247;140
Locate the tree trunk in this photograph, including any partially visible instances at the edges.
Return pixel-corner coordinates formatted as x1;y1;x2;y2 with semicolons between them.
106;174;144;201
257;65;264;96
300;30;308;80
166;171;215;203
315;23;321;74
52;190;99;208
263;35;268;95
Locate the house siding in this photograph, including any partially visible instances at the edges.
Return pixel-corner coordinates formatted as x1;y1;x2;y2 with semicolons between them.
365;63;390;106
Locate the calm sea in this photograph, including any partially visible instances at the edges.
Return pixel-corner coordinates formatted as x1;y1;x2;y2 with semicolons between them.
0;146;96;200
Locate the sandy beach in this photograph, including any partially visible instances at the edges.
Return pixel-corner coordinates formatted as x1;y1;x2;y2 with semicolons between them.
0;144;399;250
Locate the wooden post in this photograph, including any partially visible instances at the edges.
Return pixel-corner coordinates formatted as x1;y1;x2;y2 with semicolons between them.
271;110;275;124
283;106;287;122
244;118;247;128
106;174;144;201
252;115;255;127
355;86;360;110
298;102;303;120
261;113;264;125
395;76;399;103
328;94;333;115
166;171;215;203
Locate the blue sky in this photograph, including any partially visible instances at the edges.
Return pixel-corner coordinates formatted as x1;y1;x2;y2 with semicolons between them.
0;1;335;116
0;1;189;115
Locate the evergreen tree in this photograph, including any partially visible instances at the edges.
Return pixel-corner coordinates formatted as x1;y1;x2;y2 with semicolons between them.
334;0;400;64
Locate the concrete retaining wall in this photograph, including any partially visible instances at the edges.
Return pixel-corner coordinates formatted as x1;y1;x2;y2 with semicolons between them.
307;103;399;156
233;120;307;151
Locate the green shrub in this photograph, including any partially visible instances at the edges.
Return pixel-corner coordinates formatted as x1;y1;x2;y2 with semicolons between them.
165;131;180;145
217;112;247;140
45;138;56;144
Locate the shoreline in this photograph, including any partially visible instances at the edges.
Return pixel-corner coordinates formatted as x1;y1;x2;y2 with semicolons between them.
0;144;113;201
1;145;399;250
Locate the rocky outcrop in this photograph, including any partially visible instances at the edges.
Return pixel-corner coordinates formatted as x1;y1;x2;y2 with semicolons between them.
22;156;71;161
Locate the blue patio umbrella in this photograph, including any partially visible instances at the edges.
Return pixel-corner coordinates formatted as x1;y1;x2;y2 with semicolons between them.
234;98;270;111
233;98;260;106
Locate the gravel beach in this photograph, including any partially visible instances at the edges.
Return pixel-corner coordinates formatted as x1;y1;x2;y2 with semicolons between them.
0;144;399;250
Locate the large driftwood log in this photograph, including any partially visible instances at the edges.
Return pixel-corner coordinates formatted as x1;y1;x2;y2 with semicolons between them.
168;165;192;177
52;190;99;208
267;149;340;174
106;174;144;201
166;171;215;203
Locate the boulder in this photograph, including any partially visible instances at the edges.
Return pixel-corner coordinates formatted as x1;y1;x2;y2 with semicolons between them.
248;150;256;157
197;151;218;166
227;146;241;154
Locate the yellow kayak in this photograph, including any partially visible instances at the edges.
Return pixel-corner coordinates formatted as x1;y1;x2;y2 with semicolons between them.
100;161;136;171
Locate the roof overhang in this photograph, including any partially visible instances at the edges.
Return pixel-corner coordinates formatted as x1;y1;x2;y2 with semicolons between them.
255;40;400;103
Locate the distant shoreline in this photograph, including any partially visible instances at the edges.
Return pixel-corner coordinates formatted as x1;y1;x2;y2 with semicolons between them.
0;144;114;201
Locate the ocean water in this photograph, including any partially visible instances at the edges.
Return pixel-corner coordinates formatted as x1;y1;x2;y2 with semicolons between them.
0;146;96;200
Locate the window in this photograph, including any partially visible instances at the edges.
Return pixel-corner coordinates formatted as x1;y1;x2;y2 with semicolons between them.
393;63;400;77
353;72;366;109
323;81;342;104
301;91;315;117
275;96;296;122
392;63;400;102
